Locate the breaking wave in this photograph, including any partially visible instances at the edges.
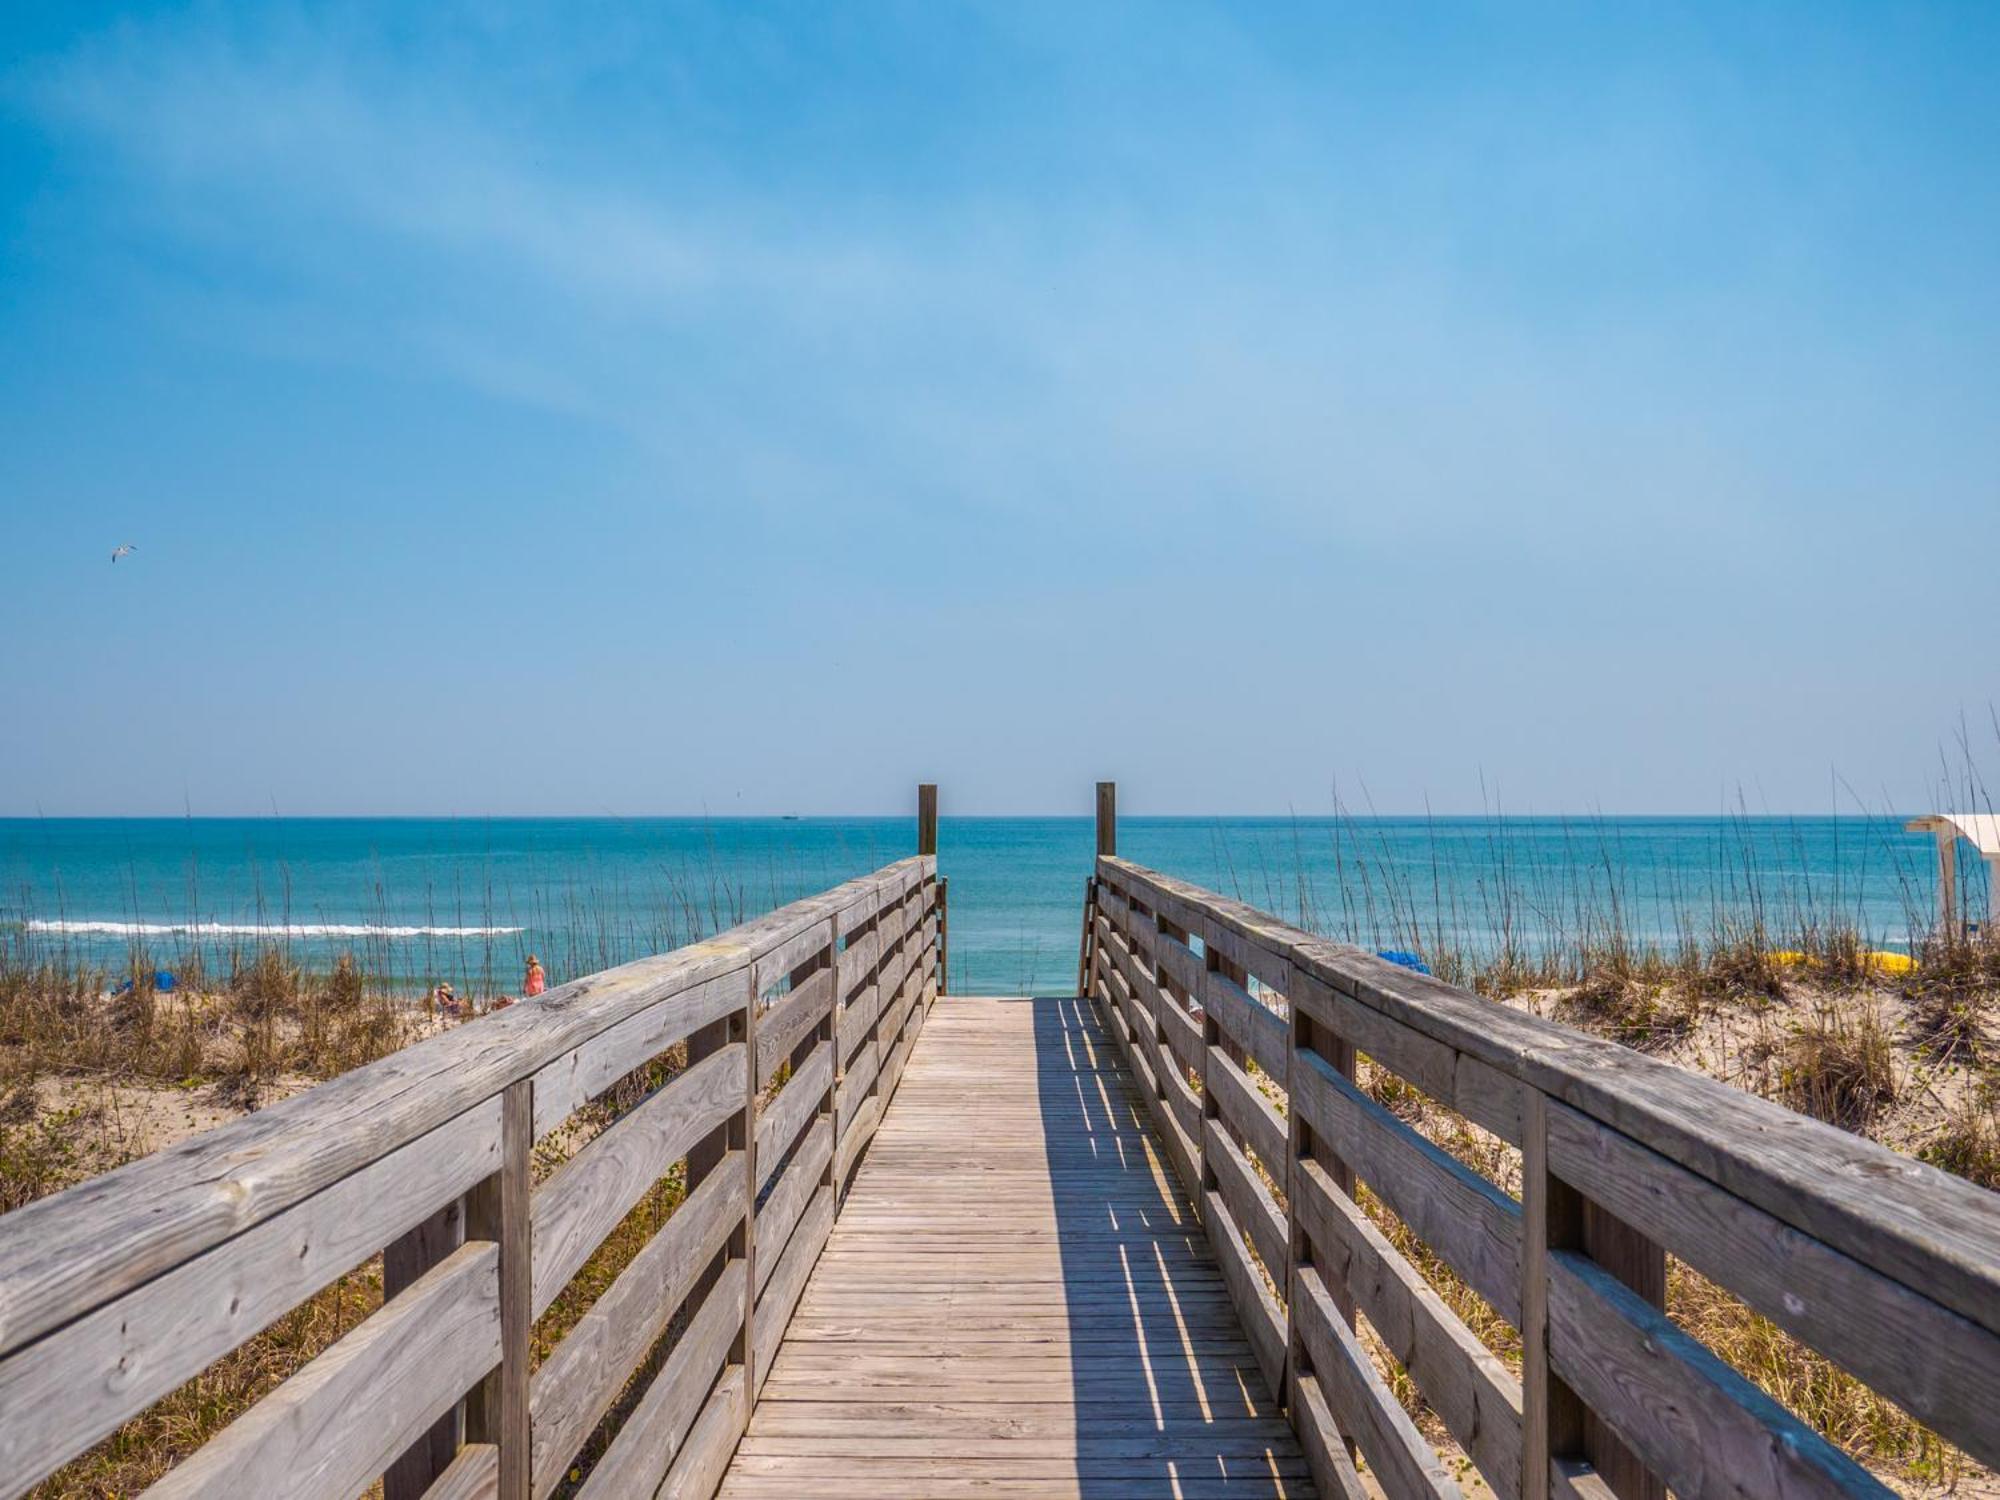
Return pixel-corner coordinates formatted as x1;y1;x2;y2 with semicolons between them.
25;920;524;938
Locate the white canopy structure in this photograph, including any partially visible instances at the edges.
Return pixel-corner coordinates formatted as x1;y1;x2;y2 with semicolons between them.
1905;813;2000;931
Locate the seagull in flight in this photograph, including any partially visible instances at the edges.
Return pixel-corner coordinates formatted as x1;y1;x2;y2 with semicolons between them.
110;544;137;563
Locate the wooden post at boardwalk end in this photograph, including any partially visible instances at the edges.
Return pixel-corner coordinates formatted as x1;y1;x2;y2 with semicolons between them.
918;784;946;992
1096;781;1117;858
917;783;938;857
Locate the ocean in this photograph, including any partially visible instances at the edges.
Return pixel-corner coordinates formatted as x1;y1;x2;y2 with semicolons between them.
0;816;1966;996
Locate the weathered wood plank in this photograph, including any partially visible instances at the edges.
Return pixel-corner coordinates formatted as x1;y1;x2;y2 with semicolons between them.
755;922;835;1003
0;1098;502;1494
1100;855;2000;1339
1294;1263;1462;1500
529;1160;746;1499
1296;1157;1524;1500
1207;1046;1287;1175
1291;1369;1376;1500
754;1186;835;1394
529;1044;746;1316
384;1200;469;1499
758;967;833;1085
571;1263;747;1500
659;1365;751;1499
1203;969;1291;1080
144;1242;500;1500
758;1041;831;1188
1205;1185;1287;1397
1292;1044;1523;1323
755;1118;833;1300
531;972;747;1139
423;1442;498;1500
1545;1098;2000;1470
1289;968;1523;1144
1205;1117;1288;1280
1546;1252;1889;1500
0;859;928;1361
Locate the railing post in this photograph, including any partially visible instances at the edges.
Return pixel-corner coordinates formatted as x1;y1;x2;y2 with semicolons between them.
1096;781;1117;857
382;1201;466;1498
1290;998;1359;1465
1077;876;1098;1000
937;875;950;996
740;964;761;1399
1522;1090;1666;1500
917;783;938;857
464;1078;532;1500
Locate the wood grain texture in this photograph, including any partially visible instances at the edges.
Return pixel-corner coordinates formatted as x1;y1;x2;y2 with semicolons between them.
757;966;832;1085
529;1043;745;1316
1546;1252;1889;1500
1099;856;2000;1340
1293;1263;1461;1500
570;1262;747;1500
1545;1098;2000;1470
720;996;1313;1499
0;859;929;1362
1290;1044;1523;1323
422;1443;497;1500
755;1118;833;1299
0;1097;501;1496
143;1241;500;1500
1295;1157;1524;1500
384;1199;470;1499
528;1161;745;1499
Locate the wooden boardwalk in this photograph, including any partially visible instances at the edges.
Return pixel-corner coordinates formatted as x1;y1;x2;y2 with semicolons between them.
720;995;1315;1497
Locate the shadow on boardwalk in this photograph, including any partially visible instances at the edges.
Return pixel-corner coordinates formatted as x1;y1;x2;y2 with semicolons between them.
1036;994;1313;1497
718;995;1310;1497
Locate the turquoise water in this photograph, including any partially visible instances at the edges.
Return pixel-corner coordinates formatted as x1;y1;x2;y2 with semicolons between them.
0;816;1966;995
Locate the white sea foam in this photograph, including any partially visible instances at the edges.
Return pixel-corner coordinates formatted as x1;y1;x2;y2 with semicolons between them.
26;920;524;939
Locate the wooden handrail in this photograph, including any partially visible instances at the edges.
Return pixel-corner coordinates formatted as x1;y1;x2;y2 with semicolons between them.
0;856;943;1500
1086;855;2000;1500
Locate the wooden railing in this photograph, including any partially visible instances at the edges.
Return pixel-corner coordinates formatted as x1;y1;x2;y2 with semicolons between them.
0;856;943;1500
1083;855;2000;1500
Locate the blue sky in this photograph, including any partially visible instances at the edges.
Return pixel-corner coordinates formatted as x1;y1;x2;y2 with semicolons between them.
2;2;1996;815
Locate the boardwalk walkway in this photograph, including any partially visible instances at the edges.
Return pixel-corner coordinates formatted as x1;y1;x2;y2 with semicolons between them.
719;995;1315;1497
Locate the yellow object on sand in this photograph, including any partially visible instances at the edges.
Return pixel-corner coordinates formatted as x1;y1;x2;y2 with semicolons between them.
1765;949;1915;976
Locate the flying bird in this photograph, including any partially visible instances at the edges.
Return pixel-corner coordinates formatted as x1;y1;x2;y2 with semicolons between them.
110;544;137;563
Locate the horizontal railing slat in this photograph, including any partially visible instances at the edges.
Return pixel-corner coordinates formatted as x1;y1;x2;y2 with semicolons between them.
0;857;932;1363
144;1241;500;1500
1100;855;2000;1339
1547;1252;1889;1500
531;971;748;1140
571;1262;746;1500
422;1442;497;1500
756;1119;834;1301
656;1364;750;1500
1291;1044;1522;1324
1204;1118;1288;1280
0;1096;502;1493
1545;1098;2000;1470
528;1159;745;1499
529;1043;747;1317
1295;1157;1525;1500
1293;1263;1463;1500
1204;1185;1286;1396
757;967;833;1086
758;1040;832;1193
1206;1048;1287;1178
753;1185;836;1395
1202;969;1290;1080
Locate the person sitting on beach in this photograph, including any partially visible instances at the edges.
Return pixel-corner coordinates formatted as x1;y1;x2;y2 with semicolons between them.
434;981;460;1018
523;955;546;998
